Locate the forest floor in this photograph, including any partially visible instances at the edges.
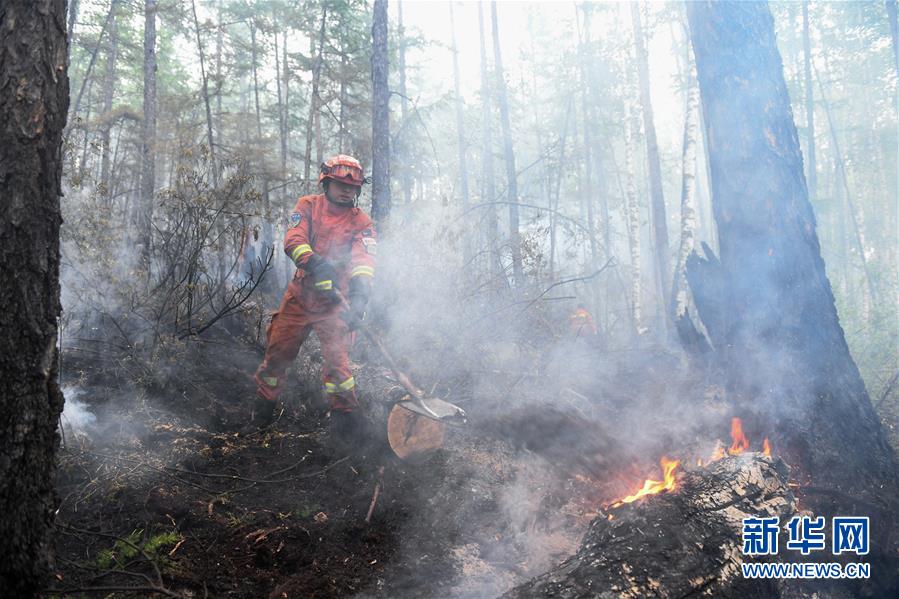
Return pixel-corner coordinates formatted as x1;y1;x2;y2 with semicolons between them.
47;331;898;598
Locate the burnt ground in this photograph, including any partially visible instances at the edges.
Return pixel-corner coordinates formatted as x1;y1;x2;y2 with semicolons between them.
46;332;898;598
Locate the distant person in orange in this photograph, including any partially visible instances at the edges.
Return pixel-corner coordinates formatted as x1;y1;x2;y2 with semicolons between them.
249;155;376;449
569;304;598;339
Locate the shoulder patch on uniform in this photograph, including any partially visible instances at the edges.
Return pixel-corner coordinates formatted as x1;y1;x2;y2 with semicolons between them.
361;236;377;255
289;213;303;228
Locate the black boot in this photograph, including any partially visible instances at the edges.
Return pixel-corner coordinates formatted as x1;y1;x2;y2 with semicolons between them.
329;410;367;456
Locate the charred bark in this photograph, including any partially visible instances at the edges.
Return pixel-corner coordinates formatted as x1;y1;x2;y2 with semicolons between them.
507;457;795;598
0;1;69;592
684;2;898;592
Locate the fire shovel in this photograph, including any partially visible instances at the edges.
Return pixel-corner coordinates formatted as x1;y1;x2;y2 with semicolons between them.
334;289;467;460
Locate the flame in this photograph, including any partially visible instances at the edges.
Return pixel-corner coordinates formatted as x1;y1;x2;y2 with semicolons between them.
763;437;772;456
728;417;750;455
611;457;680;508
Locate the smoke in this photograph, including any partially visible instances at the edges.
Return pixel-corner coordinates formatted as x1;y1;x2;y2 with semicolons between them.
60;385;98;438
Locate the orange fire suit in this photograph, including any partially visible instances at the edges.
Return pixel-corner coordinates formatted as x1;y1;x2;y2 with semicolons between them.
254;194;376;412
569;307;597;338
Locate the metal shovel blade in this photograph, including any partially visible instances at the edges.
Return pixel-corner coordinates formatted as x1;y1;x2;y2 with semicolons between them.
400;396;467;424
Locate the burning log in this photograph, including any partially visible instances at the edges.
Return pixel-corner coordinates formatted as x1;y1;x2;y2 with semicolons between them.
505;455;795;598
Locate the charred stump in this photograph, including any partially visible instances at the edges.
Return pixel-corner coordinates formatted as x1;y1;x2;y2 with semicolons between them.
506;456;794;598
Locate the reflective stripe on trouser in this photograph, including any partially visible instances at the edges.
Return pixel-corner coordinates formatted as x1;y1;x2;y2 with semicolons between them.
254;286;357;411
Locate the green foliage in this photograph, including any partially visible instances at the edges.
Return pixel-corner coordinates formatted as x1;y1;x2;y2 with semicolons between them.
95;529;181;570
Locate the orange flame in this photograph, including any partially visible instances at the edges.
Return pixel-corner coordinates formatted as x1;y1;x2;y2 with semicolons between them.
763;437;772;456
611;457;680;508
728;417;750;455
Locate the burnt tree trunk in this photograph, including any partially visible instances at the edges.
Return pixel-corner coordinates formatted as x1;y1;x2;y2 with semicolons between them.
371;0;390;225
0;0;69;593
508;457;795;598
684;1;897;591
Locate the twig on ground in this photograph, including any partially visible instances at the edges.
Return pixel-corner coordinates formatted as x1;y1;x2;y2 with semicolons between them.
365;466;386;524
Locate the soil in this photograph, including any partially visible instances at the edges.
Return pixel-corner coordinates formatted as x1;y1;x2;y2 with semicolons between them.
47;338;758;598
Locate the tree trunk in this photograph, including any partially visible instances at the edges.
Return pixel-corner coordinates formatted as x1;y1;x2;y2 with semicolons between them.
576;5;598;269
671;52;699;319
67;0;79;61
215;0;223;138
0;1;69;593
190;0;217;184
685;3;898;589
71;5;113;117
304;7;327;192
282;29;290;171
624;103;643;335
450;2;471;266
491;1;525;290
815;66;877;305
631;2;671;313
397;0;412;206
274;30;286;179
802;1;816;202
478;1;502;282
371;0;390;225
887;0;899;78
137;0;158;267
550;101;573;282
99;0;118;194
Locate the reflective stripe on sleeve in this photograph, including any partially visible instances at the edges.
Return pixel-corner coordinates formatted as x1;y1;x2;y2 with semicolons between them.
290;244;313;262
314;280;333;291
350;265;375;278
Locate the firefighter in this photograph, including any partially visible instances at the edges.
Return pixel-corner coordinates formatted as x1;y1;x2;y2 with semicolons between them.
569;304;598;339
250;154;376;448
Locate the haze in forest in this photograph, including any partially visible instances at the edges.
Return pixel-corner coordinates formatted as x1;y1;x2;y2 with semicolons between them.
39;0;899;595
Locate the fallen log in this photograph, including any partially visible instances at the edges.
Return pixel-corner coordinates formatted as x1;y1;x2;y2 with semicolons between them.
505;455;796;598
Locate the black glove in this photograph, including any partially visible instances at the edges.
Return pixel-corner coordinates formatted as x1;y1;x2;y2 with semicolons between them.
305;255;339;301
342;276;371;329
